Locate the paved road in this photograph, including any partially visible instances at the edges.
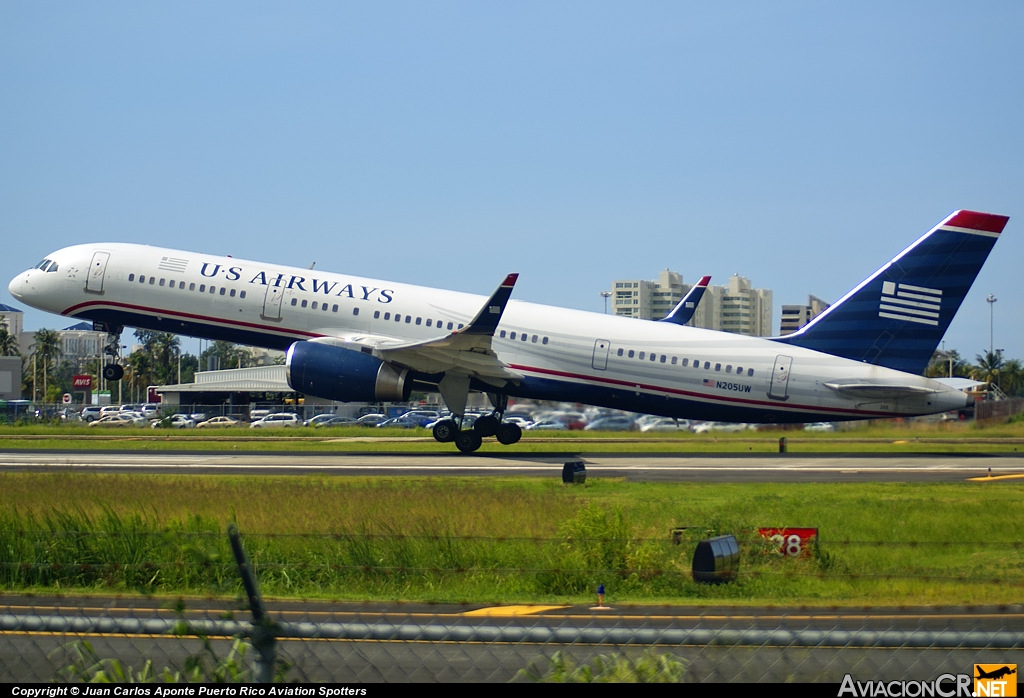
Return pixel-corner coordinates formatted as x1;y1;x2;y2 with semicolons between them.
1;450;1024;481
2;595;1020;682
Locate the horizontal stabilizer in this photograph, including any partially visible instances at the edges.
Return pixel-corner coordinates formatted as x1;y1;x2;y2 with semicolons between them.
774;210;1008;375
660;275;711;326
932;377;986;391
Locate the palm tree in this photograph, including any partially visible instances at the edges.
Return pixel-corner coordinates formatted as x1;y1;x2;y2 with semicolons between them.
1000;358;1024;397
971;350;1005;393
153;333;180;384
32;329;62;402
0;324;19;356
126;350;153;404
925;349;970;378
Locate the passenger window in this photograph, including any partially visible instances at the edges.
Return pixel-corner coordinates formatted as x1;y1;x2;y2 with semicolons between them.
617;348;623;356
405;316;411;323
199;284;206;292
542;337;548;344
650;353;656;361
129;274;135;281
384;312;390;320
395;314;401;322
332;304;338;312
139;276;145;283
210;286;215;293
230;289;236;297
159;278;166;286
521;333;527;342
704;361;711;370
671;357;677;365
150;277;156;285
747;368;754;376
415;317;421;325
301;300;308;308
458;324;464;329
240;290;246;299
352;307;358;316
323;303;328;311
725;365;731;373
693;359;699;367
426;319;432;327
169;280;175;288
447;322;453;330
499;330;506;338
532;335;537;343
628;350;634;358
312;301;318;310
220;287;226;296
374;310;380;319
190;283;196;291
660;355;666;363
639;352;645;360
291;298;297;306
736;366;742;374
682;358;688;366
715;363;721;371
510;332;516;340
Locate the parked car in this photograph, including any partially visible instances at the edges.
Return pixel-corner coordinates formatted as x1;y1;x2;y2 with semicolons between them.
304;414;340;427
152;415;194;429
583;416;636;431
249;408;272;422
397;410;442;427
376;415;423;429
140;403;161;419
89;414;137;428
640;417;691;432
80;406;102;422
310;416;357;428
354;413;387;426
100;405;121;418
250;413;301;428
526;419;568;431
692;421;749;433
804;422;837;432
196;416;241;428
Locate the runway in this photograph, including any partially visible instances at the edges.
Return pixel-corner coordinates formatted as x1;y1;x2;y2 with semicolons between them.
2;450;1024;481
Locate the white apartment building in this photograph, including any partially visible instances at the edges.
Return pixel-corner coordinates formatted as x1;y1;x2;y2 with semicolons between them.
610;271;772;336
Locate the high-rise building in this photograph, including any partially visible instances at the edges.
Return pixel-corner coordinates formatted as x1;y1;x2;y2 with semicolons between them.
779;295;830;335
610;271;773;336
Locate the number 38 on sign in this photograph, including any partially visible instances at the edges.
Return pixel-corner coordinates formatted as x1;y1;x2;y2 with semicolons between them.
757;528;818;558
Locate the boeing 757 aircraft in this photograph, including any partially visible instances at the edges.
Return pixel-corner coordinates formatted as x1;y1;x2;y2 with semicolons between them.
8;209;1008;452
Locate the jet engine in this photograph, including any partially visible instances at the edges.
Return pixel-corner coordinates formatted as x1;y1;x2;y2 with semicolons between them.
286;341;411;403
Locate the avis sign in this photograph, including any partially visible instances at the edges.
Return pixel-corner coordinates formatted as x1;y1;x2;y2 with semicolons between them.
72;375;93;389
758;527;818;558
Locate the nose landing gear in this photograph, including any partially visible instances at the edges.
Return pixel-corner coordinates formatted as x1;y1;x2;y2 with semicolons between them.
98;323;125;382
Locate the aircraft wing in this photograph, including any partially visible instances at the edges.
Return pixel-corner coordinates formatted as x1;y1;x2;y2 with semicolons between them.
368;273;523;385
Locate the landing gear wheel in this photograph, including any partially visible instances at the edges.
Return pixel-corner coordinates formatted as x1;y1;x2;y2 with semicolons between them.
454;430;483;453
432;419;458;443
496;422;522;445
473;414;500;437
102;363;124;382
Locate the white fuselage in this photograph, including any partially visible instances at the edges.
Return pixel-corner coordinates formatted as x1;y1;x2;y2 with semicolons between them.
8;243;970;422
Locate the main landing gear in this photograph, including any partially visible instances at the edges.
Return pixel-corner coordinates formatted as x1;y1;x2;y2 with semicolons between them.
431;394;522;453
100;324;125;382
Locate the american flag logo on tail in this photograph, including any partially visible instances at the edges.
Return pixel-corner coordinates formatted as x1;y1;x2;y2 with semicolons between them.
878;281;940;326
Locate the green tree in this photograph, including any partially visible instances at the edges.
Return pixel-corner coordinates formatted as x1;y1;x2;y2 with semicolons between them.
0;322;19;356
201;341;243;371
1000;358;1024;397
925;349;971;378
126;350;153;403
32;329;62;402
971;350;1005;391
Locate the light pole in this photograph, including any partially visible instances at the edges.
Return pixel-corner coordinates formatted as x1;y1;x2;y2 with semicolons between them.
600;291;611;314
986;294;997;357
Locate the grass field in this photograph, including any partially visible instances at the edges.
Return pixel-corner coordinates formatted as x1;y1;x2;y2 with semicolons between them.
2;419;1024;453
0;472;1021;605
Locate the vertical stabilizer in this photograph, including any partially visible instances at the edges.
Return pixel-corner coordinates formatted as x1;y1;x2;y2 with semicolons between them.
660;275;711;326
774;210;1008;374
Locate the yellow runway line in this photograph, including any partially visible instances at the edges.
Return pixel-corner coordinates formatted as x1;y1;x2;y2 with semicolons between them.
967;474;1024;482
462;605;569;617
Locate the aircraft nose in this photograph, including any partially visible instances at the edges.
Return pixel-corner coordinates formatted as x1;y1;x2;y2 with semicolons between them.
8;272;26;301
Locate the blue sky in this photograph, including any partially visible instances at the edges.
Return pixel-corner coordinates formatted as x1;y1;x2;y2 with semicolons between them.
2;2;1021;361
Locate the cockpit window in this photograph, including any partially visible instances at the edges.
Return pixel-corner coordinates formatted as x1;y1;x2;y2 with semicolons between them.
46;262;58;272
34;259;58;272
35;259;50;270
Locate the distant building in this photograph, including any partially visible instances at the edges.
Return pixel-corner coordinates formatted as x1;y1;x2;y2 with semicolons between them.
17;321;108;365
0;356;21;400
610;271;773;336
0;303;24;340
779;295;830;336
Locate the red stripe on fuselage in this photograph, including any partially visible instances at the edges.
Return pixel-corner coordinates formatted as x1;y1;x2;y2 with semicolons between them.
508;363;896;418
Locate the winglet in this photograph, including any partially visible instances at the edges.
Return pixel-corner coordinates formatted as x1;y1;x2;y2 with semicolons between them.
660;275;711;325
457;273;519;336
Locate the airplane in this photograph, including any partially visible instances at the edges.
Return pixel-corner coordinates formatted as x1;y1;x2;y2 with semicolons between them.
7;209;1008;453
975;666;1016;681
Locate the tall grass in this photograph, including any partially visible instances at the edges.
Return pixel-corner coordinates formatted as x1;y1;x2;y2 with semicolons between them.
0;474;1021;603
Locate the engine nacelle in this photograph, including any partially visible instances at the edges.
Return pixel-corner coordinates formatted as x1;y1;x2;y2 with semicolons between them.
286;341;411;402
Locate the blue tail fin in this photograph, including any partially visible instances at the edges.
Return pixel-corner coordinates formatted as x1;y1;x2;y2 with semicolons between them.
774;210;1008;374
660;275;711;325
